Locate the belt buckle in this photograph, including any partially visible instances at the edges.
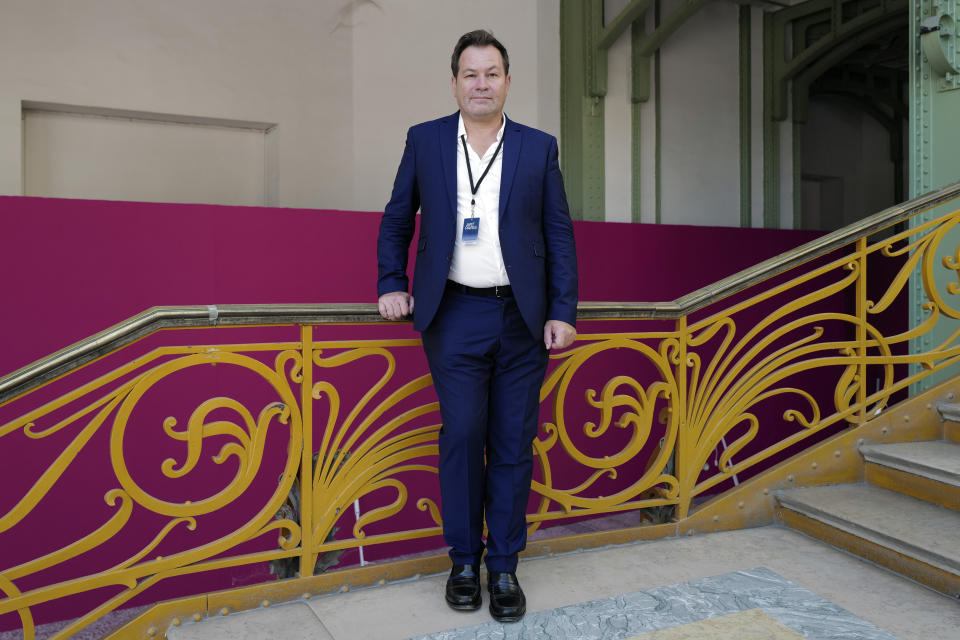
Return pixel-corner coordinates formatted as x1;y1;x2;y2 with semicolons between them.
494;285;504;298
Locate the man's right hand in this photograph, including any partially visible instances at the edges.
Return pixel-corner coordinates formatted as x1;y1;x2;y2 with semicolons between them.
378;291;415;320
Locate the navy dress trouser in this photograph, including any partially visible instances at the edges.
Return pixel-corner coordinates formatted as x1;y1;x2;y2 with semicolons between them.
421;287;548;573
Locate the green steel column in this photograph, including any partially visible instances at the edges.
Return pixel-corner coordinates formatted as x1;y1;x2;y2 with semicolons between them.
631;18;648;223
792;121;803;229
909;0;960;393
739;5;752;228
763;10;780;229
560;0;606;221
654;0;662;224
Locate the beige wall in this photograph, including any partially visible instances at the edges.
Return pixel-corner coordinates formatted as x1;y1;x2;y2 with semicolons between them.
22;107;270;205
659;0;742;227
350;0;559;212
0;1;354;208
0;0;560;211
1;1;795;227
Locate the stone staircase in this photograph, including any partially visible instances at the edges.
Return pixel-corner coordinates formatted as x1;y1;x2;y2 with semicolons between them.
776;403;960;599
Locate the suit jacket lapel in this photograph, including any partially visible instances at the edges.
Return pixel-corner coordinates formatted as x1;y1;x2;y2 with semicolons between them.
439;113;459;219
498;117;521;221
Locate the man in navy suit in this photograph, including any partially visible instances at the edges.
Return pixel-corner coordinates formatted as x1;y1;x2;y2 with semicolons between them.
377;29;577;622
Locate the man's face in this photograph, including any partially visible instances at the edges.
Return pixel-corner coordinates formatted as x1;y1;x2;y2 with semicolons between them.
452;45;510;121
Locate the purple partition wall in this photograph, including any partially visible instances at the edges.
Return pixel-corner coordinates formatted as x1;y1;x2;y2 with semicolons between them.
0;196;826;628
1;196;824;373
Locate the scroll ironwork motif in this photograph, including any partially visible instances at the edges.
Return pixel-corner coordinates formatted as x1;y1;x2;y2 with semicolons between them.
4;201;960;638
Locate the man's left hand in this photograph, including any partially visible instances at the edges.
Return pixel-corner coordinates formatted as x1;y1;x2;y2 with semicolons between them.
543;320;576;350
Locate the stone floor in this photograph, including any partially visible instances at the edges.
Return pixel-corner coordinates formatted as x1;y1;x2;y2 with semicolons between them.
167;526;960;640
407;567;901;640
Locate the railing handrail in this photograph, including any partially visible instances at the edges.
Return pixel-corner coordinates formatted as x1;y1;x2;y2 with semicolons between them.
3;180;960;405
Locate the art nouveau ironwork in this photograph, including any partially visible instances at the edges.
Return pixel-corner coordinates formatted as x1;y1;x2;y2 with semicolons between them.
1;183;959;638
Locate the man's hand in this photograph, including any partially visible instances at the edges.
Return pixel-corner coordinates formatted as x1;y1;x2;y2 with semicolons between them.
378;291;414;320
543;319;576;350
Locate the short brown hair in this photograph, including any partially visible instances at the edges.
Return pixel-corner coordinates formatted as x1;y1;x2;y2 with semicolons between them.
451;29;510;77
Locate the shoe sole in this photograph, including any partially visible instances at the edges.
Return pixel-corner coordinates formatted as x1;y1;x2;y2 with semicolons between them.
446;598;482;611
490;612;524;623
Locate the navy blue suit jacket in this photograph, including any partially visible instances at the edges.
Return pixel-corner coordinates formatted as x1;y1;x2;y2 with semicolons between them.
377;112;578;337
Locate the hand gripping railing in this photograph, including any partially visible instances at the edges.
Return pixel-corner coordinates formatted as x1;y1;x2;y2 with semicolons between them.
1;180;960;639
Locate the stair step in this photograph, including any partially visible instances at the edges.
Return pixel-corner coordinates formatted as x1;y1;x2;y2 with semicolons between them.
860;441;960;485
860;441;960;510
934;402;960;442
777;484;960;597
860;440;960;511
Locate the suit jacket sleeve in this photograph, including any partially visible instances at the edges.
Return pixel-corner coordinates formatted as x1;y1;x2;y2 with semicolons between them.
541;137;578;327
377;130;420;297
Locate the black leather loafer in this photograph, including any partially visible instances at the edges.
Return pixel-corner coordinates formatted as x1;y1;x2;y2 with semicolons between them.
487;571;526;622
445;564;481;610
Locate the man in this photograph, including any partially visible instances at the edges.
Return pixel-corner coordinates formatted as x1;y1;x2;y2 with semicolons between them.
377;29;577;623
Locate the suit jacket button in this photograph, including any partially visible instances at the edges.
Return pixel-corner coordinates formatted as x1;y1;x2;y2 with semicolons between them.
445;254;451;261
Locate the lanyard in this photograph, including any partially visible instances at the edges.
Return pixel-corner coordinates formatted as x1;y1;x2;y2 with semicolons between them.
460;134;504;212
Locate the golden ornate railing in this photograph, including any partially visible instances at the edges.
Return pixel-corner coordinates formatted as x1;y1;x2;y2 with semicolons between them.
2;181;960;638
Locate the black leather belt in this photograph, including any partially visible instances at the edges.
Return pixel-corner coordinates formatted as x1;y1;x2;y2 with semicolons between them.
446;280;513;298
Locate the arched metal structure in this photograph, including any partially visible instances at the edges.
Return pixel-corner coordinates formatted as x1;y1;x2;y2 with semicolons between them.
763;0;908;228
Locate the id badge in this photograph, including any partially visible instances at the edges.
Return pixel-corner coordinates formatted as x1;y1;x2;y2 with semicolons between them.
462;217;480;244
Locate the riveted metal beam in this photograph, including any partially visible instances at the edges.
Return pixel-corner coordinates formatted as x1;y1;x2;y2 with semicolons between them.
621;0;711;125
654;0;663;223
632;16;651;104
632;18;647;223
763;0;909;229
634;0;713;58
792;15;907;114
585;0;607;98
769;0;908;123
783;3;906;82
560;0;606;220
763;9;781;228
740;4;753;228
561;0;716;223
598;0;657;50
792;121;803;229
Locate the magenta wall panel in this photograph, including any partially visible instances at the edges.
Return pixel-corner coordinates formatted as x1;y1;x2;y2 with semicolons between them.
1;196;826;374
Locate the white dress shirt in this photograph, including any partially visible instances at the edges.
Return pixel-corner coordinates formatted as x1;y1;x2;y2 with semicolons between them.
448;114;510;287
